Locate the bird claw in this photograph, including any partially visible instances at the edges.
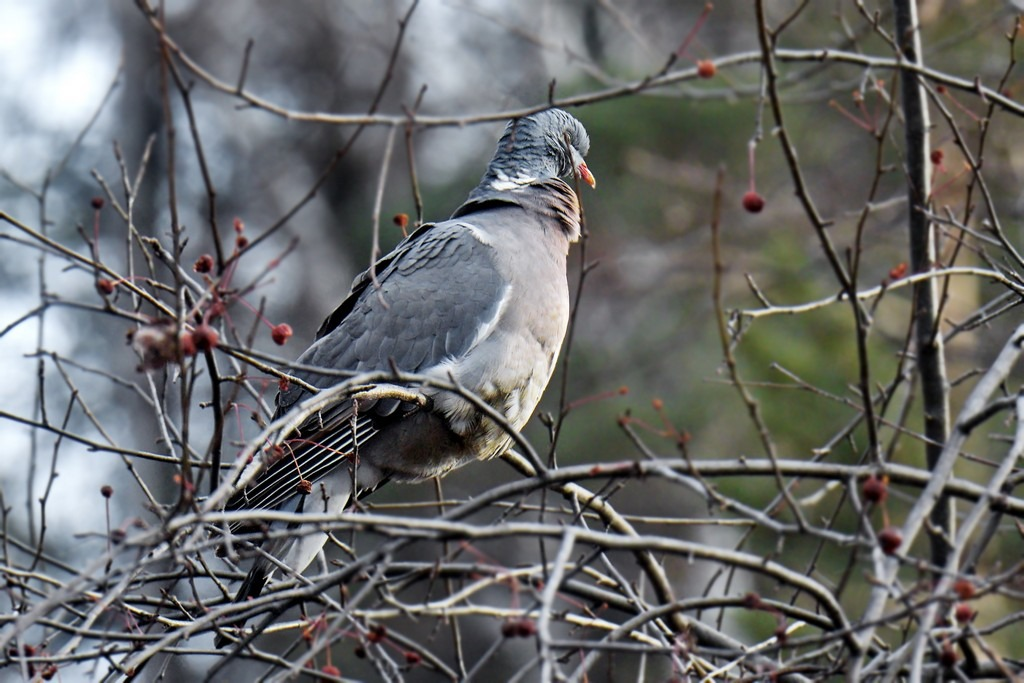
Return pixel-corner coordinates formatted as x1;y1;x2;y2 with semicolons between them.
351;383;430;410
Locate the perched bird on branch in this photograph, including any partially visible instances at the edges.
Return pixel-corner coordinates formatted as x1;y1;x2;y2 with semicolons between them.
215;108;595;647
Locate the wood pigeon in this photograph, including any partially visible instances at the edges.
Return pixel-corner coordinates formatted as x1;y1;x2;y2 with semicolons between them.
215;108;594;646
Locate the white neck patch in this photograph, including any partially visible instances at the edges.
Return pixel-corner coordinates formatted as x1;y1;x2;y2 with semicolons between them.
490;169;537;191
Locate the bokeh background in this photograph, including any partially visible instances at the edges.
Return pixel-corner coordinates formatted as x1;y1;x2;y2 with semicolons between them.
3;1;1024;680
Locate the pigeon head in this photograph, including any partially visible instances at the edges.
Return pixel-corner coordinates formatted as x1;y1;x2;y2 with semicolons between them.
473;109;595;198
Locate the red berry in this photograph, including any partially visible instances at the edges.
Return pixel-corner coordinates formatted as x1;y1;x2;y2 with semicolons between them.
271;323;293;346
742;191;765;213
878;527;902;555
266;444;286;464
953;602;975;624
179;332;197;357
91;197;105;210
40;664;58;680
367;624;386;643
206;301;226;321
193;254;215;273
101;485;114;498
952;579;975;600
930;149;944;165
499;618;537;638
888;262;908;280
404;651;421;665
191;324;219;352
319;664;341;681
742;592;763;609
515;620;536;637
393;213;409;229
96;278;115;295
236;235;249;249
862;474;889;504
939;642;957;667
696;60;716;78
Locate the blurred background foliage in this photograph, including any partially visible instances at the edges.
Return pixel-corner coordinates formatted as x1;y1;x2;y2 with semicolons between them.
3;0;1024;678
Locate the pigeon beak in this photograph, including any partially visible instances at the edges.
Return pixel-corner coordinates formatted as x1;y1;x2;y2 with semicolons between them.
577;161;596;189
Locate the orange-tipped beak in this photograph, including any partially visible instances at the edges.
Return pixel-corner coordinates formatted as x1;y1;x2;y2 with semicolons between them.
577;162;596;189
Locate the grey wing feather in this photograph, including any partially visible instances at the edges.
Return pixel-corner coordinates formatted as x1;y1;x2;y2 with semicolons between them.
277;218;508;414
229;218;508;518
225;404;377;525
311;222;437;343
